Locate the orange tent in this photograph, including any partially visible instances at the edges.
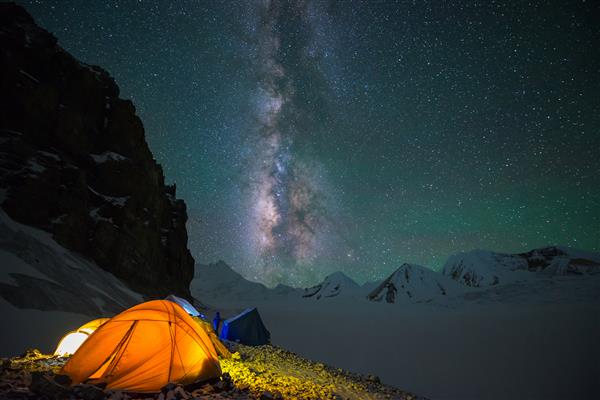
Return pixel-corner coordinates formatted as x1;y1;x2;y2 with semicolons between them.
61;300;221;392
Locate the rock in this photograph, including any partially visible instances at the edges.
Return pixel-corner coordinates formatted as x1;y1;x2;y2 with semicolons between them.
106;390;127;400
235;383;250;392
213;372;233;392
173;385;190;399
190;388;207;397
165;390;176;400
183;379;211;393
212;380;226;392
159;384;190;400
73;383;107;400
258;391;283;400
29;371;70;399
53;374;71;385
201;385;215;394
0;3;195;300
0;359;11;372
20;349;43;359
260;391;275;400
161;383;178;393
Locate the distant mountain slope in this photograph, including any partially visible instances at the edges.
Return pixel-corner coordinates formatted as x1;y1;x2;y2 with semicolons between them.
0;3;194;298
194;248;600;308
302;271;361;299
442;246;600;287
367;263;464;304
192;261;301;304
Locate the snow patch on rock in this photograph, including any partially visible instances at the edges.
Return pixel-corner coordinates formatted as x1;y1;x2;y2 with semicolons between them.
90;151;127;163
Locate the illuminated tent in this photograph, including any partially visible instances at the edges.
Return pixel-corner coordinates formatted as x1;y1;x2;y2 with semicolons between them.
54;318;109;356
219;308;270;346
164;295;228;357
165;294;204;318
61;300;221;392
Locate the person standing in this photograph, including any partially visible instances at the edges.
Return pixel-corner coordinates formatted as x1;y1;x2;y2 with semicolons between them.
212;311;221;335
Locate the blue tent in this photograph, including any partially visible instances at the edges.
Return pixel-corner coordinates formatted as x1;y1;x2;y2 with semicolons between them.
164;294;205;318
219;308;270;346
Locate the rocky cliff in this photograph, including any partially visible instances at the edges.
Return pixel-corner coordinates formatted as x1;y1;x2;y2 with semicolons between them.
0;3;194;298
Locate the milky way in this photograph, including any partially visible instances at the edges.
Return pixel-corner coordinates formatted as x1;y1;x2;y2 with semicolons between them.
245;1;330;286
23;0;600;287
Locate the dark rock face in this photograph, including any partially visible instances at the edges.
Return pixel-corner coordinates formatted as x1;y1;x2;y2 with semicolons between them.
0;3;194;298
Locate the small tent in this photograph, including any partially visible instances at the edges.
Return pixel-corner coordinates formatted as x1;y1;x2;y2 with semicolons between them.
54;318;109;356
219;308;270;346
165;294;204;318
61;300;221;392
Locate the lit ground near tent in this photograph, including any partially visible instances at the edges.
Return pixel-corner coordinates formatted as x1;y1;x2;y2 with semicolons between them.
0;346;424;400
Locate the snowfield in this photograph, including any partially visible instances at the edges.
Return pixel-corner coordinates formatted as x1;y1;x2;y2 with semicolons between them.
255;299;600;400
193;256;600;400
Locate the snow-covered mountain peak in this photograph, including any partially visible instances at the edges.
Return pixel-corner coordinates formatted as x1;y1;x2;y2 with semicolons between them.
325;271;360;287
443;246;600;287
441;250;524;287
367;263;462;304
302;271;359;299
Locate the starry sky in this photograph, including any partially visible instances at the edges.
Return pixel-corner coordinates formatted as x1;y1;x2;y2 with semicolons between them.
19;0;600;287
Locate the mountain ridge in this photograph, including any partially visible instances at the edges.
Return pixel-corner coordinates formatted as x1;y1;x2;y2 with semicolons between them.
195;245;600;306
442;245;600;288
192;260;302;305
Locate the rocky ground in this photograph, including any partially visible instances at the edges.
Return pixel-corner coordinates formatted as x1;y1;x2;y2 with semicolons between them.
0;345;425;400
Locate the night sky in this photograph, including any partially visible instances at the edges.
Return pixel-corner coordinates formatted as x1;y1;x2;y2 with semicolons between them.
19;0;600;287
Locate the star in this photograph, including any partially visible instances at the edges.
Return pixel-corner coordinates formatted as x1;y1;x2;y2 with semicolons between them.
18;0;600;286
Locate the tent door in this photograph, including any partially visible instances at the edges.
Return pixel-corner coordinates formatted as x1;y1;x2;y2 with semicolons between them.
89;321;138;380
